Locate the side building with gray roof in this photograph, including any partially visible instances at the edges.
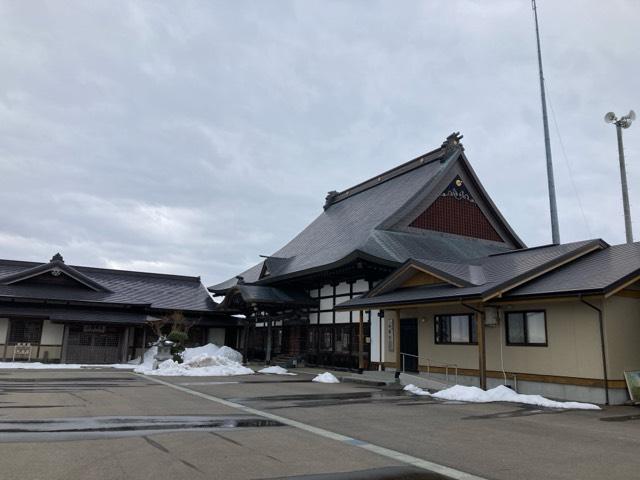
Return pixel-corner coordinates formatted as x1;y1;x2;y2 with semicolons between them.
0;254;238;364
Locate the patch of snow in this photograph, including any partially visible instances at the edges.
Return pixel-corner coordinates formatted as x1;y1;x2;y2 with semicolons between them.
312;372;340;384
404;383;600;410
258;366;296;375
403;384;431;396
0;362;135;370
134;343;253;377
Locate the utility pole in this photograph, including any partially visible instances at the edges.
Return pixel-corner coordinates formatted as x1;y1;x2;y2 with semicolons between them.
605;110;636;243
532;0;560;244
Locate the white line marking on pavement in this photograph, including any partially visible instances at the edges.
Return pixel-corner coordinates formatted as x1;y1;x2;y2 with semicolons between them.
137;374;487;480
177;381;240;386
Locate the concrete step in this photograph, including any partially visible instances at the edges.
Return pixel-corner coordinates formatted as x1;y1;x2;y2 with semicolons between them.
398;372;450;391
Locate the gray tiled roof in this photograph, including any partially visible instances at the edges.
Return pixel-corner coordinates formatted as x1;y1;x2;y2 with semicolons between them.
0;305;237;326
211;143;521;292
506;242;640;298
0;259;218;313
336;239;616;309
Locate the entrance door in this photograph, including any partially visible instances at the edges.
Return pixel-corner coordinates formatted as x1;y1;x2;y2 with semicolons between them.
66;325;123;364
400;318;418;372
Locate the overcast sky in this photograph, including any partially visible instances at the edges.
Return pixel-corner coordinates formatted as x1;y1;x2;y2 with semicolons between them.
1;0;639;286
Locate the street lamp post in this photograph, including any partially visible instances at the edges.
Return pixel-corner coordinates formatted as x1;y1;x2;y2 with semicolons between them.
605;110;636;244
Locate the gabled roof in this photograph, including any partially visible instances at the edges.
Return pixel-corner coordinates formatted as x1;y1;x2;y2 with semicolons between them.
0;255;218;313
210;134;524;293
336;239;611;309
0;253;111;292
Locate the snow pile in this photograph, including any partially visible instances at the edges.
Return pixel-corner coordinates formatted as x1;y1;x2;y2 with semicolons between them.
403;384;431;396
258;366;296;375
404;383;599;410
312;372;340;384
134;343;254;377
181;344;242;364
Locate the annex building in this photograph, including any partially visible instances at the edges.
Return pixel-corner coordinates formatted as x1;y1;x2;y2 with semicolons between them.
0;254;237;364
213;133;640;404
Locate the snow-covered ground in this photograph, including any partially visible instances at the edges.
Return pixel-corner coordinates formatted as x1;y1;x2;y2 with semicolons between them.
312;372;340;383
134;344;254;377
404;384;600;410
258;366;295;375
0;362;135;370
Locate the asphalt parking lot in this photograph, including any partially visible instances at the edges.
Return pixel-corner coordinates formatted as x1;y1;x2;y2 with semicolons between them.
0;369;639;480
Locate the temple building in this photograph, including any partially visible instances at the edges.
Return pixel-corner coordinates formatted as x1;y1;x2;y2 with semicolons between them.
212;133;640;404
211;133;525;368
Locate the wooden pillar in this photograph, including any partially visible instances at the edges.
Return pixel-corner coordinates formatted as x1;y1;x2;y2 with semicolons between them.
358;310;364;370
477;312;487;389
242;316;251;364
60;324;69;364
394;311;401;368
140;327;147;365
265;315;272;365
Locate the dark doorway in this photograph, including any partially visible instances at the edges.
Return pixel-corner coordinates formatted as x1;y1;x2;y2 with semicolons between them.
400;318;418;372
66;325;123;364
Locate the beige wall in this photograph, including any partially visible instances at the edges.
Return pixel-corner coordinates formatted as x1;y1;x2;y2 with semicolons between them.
604;295;640;379
41;321;64;345
385;300;607;379
0;318;8;344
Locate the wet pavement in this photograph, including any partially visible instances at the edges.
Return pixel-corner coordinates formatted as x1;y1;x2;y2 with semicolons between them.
0;414;283;442
0;368;639;480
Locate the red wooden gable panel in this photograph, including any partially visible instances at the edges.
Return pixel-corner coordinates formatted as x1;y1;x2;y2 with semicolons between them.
409;177;503;243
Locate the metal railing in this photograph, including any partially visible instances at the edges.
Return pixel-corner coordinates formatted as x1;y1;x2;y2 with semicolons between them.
400;352;459;385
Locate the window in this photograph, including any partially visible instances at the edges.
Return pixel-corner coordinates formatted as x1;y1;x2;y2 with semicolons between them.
435;314;476;344
506;311;547;346
8;319;43;344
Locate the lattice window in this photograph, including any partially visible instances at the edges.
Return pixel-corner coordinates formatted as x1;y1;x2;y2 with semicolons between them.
8;319;43;344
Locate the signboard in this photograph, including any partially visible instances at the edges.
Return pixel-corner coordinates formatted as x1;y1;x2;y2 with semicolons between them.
624;371;640;403
83;325;107;334
12;343;32;361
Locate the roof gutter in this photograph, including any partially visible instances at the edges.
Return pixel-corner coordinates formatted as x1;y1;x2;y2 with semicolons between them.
579;295;609;405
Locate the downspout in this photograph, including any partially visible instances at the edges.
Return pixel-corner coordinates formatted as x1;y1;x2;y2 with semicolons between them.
462;301;486;389
580;295;610;405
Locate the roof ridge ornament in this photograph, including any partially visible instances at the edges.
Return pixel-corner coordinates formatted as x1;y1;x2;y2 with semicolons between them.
323;190;339;210
441;132;464;158
50;253;64;263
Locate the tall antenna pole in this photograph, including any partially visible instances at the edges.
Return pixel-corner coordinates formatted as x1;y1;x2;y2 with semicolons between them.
532;0;560;244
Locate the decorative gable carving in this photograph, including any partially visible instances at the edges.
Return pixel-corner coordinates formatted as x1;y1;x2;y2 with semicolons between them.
409;176;503;243
400;270;446;288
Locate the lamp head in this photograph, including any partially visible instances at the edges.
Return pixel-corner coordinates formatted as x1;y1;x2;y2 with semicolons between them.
620;110;635;129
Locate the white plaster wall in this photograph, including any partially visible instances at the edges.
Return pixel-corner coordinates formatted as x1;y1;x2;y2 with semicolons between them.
369;310;382;362
335;282;350;295
0;318;8;343
319;312;333;324
335;311;350;323
319;297;334;311
40;321;64;345
352;279;369;293
320;285;333;297
370;316;381;362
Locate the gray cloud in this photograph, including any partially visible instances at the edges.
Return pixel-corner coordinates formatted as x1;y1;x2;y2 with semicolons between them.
1;0;638;286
